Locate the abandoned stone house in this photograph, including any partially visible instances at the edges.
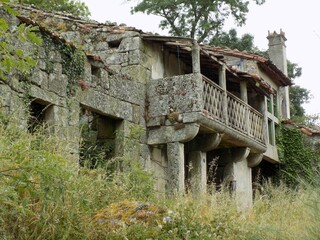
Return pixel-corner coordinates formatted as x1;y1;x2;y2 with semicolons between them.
0;4;291;209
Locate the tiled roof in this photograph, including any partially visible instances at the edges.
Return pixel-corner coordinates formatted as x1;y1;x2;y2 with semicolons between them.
202;46;292;87
12;3;143;33
282;119;320;136
6;3;291;93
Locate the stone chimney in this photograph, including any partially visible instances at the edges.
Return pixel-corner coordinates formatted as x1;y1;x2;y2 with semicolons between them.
267;30;290;119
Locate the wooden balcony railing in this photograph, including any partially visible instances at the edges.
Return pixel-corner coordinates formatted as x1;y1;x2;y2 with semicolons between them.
202;76;224;123
202;76;265;144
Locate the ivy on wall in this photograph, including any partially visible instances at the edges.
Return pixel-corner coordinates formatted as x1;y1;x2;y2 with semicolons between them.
278;125;320;186
42;33;85;95
61;45;84;86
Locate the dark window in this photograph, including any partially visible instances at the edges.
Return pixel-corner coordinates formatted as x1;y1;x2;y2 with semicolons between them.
108;39;122;49
273;92;278;117
28;101;53;133
267;97;272;113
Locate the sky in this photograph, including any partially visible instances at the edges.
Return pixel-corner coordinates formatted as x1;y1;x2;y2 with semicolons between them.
82;0;320;116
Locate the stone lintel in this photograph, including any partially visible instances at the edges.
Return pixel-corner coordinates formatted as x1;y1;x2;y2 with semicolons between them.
147;123;199;145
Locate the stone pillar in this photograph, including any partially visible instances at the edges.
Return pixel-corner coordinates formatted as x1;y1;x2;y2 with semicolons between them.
188;151;207;195
186;133;221;195
267;30;290;119
224;147;252;210
192;42;201;74
219;65;228;124
167;142;185;196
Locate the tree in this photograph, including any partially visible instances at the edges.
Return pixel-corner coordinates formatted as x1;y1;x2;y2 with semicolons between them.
210;28;255;52
287;60;302;80
289;86;310;118
130;0;265;43
286;61;311;119
18;0;90;18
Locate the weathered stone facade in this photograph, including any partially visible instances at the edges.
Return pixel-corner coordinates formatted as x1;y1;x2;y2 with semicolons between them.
0;4;291;209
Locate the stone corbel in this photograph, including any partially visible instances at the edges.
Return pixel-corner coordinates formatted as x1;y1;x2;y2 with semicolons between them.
147;123;200;145
187;133;221;152
247;153;263;168
232;147;250;163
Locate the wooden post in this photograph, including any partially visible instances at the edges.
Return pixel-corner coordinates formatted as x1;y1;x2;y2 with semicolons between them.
240;80;249;133
219;65;228;124
192;42;200;74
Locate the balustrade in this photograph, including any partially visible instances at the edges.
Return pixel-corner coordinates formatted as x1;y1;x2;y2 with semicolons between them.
202;75;264;144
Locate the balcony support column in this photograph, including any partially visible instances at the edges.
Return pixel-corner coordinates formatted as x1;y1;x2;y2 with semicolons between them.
223;147;253;210
188;151;207;195
219;65;228;124
167;142;185;196
192;43;201;74
187;133;221;196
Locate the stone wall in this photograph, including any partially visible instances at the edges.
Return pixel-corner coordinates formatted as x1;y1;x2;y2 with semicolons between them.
147;73;203;128
0;6;151;167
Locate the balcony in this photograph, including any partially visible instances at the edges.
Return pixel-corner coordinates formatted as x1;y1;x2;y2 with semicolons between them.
147;73;266;151
202;76;265;144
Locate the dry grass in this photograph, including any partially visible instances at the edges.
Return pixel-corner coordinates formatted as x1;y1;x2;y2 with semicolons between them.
0;116;316;239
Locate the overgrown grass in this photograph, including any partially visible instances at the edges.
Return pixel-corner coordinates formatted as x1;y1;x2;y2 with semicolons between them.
0;117;317;239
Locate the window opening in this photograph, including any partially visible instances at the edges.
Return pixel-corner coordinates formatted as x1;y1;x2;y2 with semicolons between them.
79;108;120;169
273;92;278;117
267;97;272;113
91;65;100;77
28;100;53;133
108;39;122;49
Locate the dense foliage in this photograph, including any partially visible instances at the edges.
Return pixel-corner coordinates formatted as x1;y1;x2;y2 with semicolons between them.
0;2;42;80
278;125;320;186
210;28;255;52
129;0;265;43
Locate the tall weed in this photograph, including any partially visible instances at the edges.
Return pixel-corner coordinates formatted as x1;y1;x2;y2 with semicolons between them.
0;116;154;239
0;115;316;239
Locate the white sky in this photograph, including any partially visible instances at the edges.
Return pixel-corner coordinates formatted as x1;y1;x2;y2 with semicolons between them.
83;0;320;116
